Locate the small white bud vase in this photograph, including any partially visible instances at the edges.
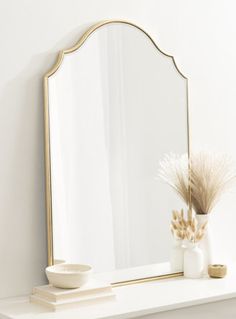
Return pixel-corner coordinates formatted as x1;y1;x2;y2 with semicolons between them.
184;242;204;278
196;214;212;275
170;239;184;272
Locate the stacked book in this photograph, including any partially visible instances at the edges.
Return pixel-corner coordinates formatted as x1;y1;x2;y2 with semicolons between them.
30;279;115;311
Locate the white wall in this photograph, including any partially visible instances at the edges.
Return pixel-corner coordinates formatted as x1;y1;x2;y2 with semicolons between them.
1;0;236;298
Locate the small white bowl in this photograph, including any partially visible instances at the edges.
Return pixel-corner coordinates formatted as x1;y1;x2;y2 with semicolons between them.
46;264;93;289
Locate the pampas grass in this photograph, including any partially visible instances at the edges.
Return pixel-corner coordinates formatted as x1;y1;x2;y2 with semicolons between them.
159;153;189;204
159;152;236;214
190;152;236;214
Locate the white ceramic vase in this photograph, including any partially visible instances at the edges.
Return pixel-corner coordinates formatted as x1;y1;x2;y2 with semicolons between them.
170;239;184;272
196;214;212;275
184;242;204;278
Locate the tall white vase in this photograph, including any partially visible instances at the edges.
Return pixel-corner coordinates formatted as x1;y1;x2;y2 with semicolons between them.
170;239;184;272
184;242;204;278
196;214;212;275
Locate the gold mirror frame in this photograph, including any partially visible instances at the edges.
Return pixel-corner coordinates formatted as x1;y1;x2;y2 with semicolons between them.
43;20;191;286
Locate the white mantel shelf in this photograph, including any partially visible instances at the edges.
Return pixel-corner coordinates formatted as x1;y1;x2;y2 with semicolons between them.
1;264;236;319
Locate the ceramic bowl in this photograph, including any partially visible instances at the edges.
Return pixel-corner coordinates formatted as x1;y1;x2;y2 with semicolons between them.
45;263;93;288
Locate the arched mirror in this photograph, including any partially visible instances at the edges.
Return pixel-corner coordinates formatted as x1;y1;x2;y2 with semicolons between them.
44;20;190;285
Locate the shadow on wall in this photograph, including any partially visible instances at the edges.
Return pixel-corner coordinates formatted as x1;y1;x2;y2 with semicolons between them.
0;22;93;298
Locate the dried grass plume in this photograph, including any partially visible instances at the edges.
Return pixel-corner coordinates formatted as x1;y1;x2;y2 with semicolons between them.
159;153;189;205
159;152;236;214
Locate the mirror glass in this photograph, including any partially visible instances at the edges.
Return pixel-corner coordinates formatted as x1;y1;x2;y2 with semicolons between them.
46;21;189;283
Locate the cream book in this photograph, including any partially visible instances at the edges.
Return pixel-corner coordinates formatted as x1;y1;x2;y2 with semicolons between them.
33;279;113;302
33;279;112;302
30;291;115;311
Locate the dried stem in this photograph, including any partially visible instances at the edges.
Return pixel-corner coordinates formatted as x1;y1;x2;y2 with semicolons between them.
171;209;207;243
159;152;236;214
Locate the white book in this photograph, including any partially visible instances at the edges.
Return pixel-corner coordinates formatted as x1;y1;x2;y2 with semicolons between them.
32;280;113;302
30;291;116;311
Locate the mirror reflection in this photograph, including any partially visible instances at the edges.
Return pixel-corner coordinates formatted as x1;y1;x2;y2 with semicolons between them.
45;21;189;283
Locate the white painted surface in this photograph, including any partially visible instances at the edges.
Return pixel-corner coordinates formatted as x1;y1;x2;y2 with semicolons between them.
1;264;236;318
140;299;236;319
1;0;236;301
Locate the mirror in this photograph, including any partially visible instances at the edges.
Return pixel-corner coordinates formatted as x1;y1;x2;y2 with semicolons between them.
44;20;189;285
